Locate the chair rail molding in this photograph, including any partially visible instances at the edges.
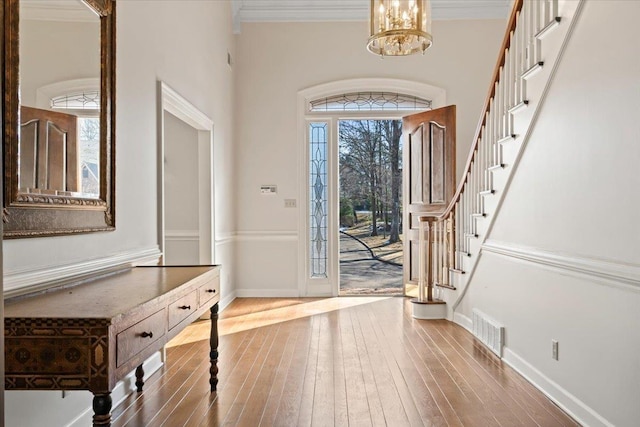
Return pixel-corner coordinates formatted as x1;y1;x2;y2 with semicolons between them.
215;232;235;245
3;246;162;297
235;230;298;242
165;229;200;241
482;240;640;293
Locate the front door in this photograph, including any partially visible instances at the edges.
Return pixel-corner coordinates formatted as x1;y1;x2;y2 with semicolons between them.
402;106;456;297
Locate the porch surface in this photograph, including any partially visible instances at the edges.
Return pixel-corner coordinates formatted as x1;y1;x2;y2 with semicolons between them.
339;232;403;295
112;297;578;427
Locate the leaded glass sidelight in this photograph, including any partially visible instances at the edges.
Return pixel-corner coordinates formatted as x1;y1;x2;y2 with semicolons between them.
309;122;328;278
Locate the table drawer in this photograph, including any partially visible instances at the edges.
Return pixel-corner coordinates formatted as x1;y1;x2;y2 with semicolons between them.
198;277;220;307
168;291;198;330
117;309;165;367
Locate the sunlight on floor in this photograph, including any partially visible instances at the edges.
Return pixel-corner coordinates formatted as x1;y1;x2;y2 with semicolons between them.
166;297;392;348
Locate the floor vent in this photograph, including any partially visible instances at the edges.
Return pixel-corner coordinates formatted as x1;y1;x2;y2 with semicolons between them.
472;309;504;357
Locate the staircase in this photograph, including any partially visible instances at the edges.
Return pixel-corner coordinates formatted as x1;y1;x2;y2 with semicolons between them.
415;0;585;325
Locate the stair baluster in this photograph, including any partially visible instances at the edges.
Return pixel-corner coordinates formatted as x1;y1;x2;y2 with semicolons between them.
416;0;563;301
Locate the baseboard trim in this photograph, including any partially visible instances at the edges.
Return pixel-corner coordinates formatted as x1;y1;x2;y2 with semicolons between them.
502;348;614;427
455;311;613;426
453;312;473;332
483;240;640;293
4;246;162;298
68;352;164;427
235;289;300;298
219;291;237;310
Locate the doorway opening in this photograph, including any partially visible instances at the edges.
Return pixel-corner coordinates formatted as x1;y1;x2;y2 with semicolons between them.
338;119;403;296
158;81;215;266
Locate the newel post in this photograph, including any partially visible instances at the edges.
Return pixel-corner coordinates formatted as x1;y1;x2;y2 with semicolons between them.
416;216;432;302
411;216;446;319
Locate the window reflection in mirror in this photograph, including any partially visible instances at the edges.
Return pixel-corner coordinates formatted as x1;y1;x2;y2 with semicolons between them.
19;0;100;198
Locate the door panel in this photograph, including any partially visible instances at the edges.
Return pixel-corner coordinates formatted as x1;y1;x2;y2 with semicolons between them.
430;123;446;204
20;106;78;193
402;106;456;296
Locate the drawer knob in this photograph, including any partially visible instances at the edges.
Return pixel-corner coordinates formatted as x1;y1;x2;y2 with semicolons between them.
206;289;216;293
179;305;191;310
140;331;153;339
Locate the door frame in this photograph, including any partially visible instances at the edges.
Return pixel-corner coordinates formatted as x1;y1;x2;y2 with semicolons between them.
297;78;446;297
157;81;215;265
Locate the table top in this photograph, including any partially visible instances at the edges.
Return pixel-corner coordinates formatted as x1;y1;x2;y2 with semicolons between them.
4;265;220;321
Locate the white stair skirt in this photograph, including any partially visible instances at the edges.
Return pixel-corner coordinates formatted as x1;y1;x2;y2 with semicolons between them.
411;299;447;319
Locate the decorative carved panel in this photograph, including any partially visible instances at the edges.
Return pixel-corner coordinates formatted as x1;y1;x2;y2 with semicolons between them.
5;318;111;391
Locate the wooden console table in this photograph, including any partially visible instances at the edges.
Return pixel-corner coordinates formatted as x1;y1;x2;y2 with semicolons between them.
4;265;221;427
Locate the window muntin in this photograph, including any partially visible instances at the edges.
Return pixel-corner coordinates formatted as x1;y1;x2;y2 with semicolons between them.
50;90;100;110
309;122;328;278
310;91;432;112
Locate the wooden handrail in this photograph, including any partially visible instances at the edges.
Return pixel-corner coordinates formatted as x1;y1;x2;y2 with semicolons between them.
436;0;524;221
418;0;526;303
415;0;554;302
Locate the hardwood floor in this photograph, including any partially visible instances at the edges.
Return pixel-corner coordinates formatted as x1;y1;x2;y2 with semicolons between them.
111;297;579;427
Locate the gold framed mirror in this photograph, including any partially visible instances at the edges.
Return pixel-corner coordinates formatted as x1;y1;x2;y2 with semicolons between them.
2;0;115;238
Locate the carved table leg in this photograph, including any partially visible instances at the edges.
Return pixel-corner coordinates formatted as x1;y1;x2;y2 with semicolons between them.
135;364;145;392
92;392;112;427
210;302;219;391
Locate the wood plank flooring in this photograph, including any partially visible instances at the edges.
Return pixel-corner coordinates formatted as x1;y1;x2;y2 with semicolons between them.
111;297;579;427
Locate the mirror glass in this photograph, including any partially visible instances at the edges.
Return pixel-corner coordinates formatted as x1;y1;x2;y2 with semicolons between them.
19;0;101;198
3;0;115;238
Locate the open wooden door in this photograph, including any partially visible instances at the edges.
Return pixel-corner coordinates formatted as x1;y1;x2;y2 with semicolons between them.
402;106;456;297
20;106;79;193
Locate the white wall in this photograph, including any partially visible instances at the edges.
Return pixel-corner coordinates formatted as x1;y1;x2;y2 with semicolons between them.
456;1;640;426
19;18;100;106
234;19;506;295
164;111;200;265
4;0;236;425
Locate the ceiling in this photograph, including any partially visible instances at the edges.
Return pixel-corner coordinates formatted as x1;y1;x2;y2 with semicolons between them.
232;0;512;32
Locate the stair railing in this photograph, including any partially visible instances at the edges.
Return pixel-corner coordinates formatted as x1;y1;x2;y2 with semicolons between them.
416;0;562;303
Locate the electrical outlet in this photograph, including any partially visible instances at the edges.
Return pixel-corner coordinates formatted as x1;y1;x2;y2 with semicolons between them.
284;199;297;208
552;340;559;360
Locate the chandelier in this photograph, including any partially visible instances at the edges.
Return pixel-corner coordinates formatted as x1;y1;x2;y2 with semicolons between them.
367;0;433;56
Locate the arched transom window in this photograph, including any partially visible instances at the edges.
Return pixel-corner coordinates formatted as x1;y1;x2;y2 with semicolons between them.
309;91;432;112
50;89;100;110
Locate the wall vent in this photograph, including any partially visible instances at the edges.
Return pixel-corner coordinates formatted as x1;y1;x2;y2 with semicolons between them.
472;309;504;357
